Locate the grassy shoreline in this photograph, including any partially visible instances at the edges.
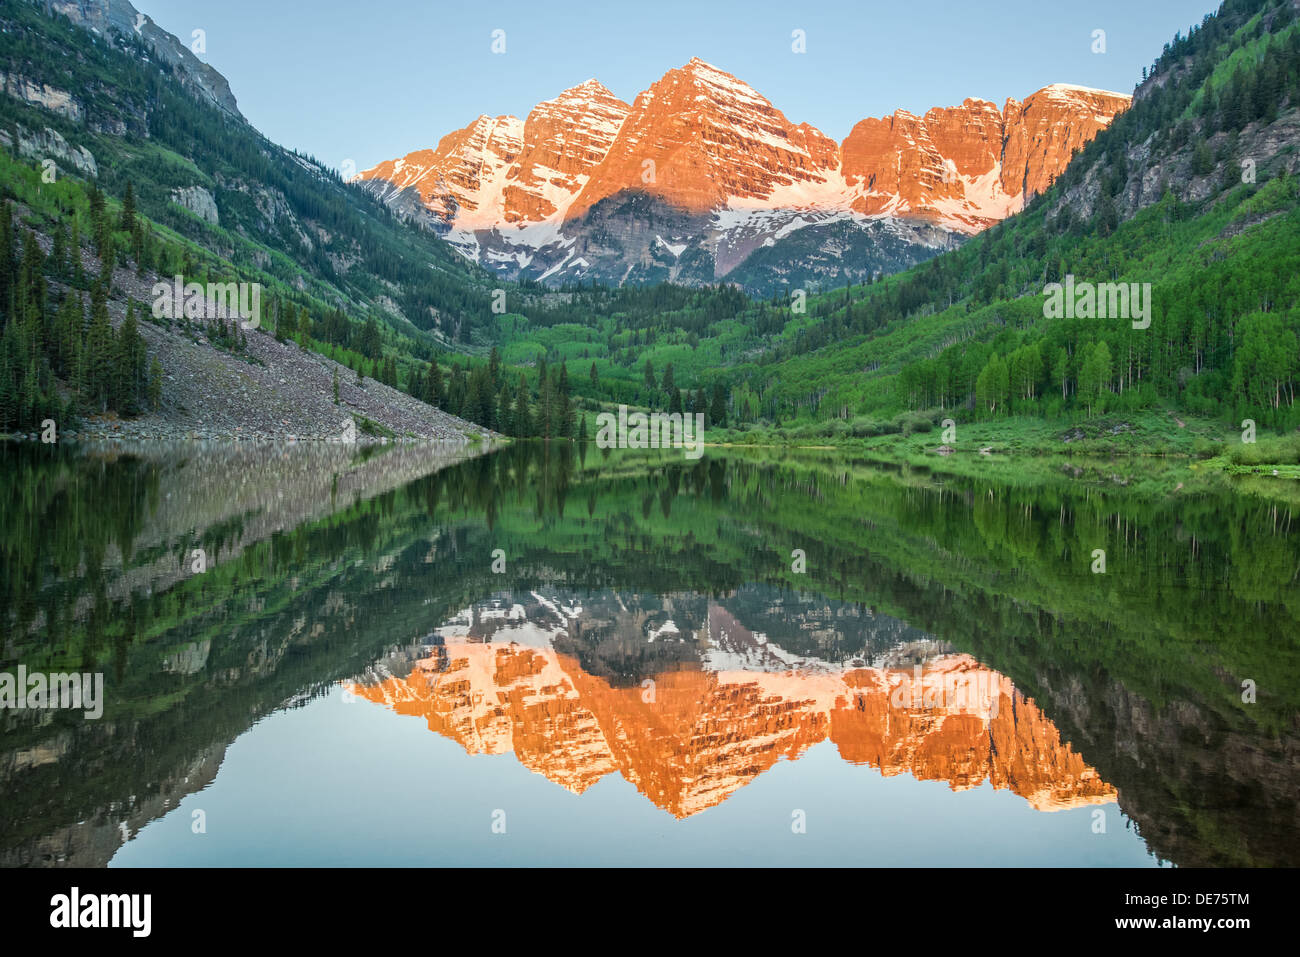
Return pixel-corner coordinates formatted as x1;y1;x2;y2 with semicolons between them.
701;409;1300;469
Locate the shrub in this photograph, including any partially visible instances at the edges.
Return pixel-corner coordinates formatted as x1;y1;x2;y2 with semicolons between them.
1192;437;1222;460
895;412;934;435
1227;432;1300;466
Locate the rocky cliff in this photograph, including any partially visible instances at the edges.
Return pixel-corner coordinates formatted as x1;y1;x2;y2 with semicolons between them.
50;0;243;119
356;60;1128;290
842;84;1130;231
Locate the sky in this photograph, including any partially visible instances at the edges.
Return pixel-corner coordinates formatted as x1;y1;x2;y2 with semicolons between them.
137;0;1222;173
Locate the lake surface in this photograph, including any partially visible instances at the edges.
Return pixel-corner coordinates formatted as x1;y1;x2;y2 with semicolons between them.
1;441;1296;866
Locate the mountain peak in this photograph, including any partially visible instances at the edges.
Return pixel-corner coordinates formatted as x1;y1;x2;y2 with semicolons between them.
357;62;1129;284
1035;82;1129;99
554;78;618;101
52;0;243;118
676;57;759;94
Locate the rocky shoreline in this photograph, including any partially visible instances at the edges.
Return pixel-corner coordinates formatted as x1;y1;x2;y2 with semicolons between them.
2;425;493;445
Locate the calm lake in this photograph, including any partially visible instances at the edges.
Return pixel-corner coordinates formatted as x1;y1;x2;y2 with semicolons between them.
1;441;1296;866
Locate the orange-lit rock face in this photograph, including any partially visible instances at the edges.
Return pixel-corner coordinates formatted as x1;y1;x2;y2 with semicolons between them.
566;58;841;220
359;114;524;227
356;81;631;234
355;63;1128;247
346;638;1116;818
503;79;632;225
1002;84;1134;199
842;85;1131;231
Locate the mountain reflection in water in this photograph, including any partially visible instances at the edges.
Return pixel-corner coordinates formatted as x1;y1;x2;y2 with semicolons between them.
1;441;1295;867
348;590;1117;817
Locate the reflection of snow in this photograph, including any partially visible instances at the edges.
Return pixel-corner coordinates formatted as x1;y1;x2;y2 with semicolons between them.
646;619;680;642
531;591;582;621
701;605;844;674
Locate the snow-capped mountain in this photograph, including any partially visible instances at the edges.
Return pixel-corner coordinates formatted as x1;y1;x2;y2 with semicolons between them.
358;78;631;263
354;59;1129;291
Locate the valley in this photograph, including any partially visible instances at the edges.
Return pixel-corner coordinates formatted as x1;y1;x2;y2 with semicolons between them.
1;0;1297;469
0;0;1297;885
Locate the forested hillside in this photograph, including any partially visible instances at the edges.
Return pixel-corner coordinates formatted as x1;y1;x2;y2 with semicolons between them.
437;0;1300;450
0;0;491;334
0;191;154;429
0;0;511;433
718;0;1300;439
2;0;1296;450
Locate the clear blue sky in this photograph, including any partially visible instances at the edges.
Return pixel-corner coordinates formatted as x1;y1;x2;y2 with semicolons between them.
138;0;1221;172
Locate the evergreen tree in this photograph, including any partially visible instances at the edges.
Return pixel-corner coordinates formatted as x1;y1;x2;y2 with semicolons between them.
0;330;15;430
1191;140;1215;175
18;230;46;339
50;223;68;278
1094;193;1119;237
513;374;532;437
88;184;107;256
276;300;295;341
557;364;573;438
0;203;13;311
358;316;381;359
55;292;82;381
115;300;145;413
70;218;84;286
710;382;727;427
119;182;138;233
448;365;466;415
496;383;513;436
82;289;115;413
424;358;444;407
464;368;484;426
537;360;552;438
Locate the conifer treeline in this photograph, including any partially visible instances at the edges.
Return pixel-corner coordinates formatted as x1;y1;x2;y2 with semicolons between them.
0;200;155;432
404;348;731;437
409;347;573;438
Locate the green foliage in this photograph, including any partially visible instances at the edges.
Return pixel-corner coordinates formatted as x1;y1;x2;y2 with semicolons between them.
1226;431;1300;465
353;415;394;439
0;201;151;430
716;0;1300;442
3;442;1296;864
5;0;1297;448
